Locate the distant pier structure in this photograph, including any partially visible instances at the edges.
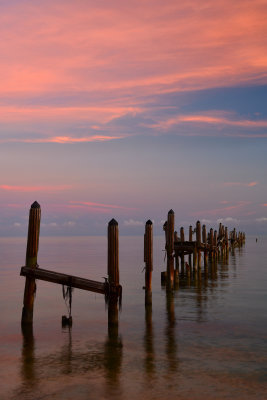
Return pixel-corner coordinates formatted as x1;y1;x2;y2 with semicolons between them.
161;209;245;288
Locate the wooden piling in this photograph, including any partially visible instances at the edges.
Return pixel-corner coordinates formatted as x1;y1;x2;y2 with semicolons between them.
166;209;175;287
174;231;180;271
107;219;120;327
180;227;185;274
144;220;153;305
108;219;119;286
214;230;218;259
188;225;193;267
21;201;41;324
209;228;214;259
202;225;208;268
196;221;201;269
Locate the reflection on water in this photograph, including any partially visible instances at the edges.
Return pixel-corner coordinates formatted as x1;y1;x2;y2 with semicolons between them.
144;303;155;377
165;290;178;373
0;236;267;399
21;324;36;389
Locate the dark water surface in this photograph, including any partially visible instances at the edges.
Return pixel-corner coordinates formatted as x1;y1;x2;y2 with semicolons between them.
0;235;266;399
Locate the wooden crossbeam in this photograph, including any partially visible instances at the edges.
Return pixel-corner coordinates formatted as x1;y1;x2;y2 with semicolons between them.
20;266;106;295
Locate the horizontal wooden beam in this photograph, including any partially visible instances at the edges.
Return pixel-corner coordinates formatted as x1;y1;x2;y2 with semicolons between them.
20;266;106;295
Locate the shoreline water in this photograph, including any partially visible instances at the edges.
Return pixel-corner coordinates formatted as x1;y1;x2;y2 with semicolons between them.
0;235;266;399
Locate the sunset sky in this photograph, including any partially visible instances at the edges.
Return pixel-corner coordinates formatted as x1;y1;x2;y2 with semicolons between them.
0;0;266;236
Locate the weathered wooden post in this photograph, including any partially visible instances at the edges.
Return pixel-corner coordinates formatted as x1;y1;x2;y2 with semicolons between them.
180;227;185;275
108;219;120;328
196;221;201;269
144;220;153;305
21;201;41;324
214;230;218;259
173;231;179;284
202;225;208;268
188;225;193;267
166;209;175;287
225;227;229;250
209;228;214;260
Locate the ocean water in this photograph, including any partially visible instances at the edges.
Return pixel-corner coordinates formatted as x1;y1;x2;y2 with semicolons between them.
0;235;266;399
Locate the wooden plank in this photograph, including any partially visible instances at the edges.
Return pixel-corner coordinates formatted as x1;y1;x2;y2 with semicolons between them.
20;266;106;294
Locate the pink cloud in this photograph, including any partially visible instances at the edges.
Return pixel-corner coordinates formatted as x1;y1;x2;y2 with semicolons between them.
0;135;124;144
0;105;141;124
192;201;251;217
0;184;71;192
0;0;266;99
224;181;259;187
69;201;136;211
150;113;267;131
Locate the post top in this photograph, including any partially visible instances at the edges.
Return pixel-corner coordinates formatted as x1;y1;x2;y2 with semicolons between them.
31;201;40;209
197;220;200;224
109;218;118;226
168;209;174;215
146;219;153;225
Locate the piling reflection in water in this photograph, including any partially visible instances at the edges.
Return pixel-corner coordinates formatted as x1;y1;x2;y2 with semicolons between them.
165;289;178;373
21;324;36;387
105;302;123;390
144;302;155;377
18;312;123;398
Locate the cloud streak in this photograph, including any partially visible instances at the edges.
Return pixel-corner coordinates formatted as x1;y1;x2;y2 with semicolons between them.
69;201;136;212
0;184;71;192
224;181;259;187
0;135;124;144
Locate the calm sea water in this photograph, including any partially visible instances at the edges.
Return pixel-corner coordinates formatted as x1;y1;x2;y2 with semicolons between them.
0;235;266;399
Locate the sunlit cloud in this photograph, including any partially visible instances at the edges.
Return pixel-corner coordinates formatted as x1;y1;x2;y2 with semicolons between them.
150;113;267;131
123;219;144;227
217;217;239;224
201;219;212;224
69;201;136;211
0;135;125;144
256;217;267;222
192;201;250;217
0;184;71;192
224;181;259;187
0;0;266;99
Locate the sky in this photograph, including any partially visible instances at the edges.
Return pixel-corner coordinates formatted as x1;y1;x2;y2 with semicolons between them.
0;0;267;237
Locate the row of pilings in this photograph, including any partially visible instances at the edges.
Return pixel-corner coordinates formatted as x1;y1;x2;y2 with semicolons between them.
159;209;245;289
20;202;245;326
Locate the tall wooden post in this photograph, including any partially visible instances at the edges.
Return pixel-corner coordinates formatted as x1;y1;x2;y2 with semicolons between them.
180;227;185;274
108;219;120;327
202;225;208;268
108;219;119;286
166;209;174;287
188;225;192;267
214;230;218;259
225;227;229;250
196;221;201;269
21;201;41;324
209;228;214;259
174;231;179;271
144;220;153;305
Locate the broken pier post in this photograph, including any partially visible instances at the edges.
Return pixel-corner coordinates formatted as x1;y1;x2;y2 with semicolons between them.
21;201;41;324
144;220;153;305
107;219;120;329
166;209;175;288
